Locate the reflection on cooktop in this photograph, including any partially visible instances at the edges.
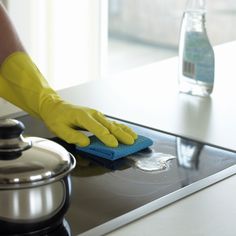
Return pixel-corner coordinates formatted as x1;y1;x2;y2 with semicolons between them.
51;121;236;236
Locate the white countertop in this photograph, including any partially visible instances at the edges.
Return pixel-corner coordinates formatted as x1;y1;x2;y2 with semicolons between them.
2;41;236;235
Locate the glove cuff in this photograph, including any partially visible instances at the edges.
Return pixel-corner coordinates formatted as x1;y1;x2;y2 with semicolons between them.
1;51;51;91
0;51;61;118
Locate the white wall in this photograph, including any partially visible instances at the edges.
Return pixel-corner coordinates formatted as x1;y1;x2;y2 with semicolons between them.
48;0;102;89
6;0;102;89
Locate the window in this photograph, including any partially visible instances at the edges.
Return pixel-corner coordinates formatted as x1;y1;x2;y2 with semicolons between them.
107;0;236;75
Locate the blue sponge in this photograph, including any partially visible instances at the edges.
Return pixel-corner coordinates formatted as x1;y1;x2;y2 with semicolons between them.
76;135;153;161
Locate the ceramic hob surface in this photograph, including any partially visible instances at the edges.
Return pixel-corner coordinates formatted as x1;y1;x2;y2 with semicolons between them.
49;121;236;236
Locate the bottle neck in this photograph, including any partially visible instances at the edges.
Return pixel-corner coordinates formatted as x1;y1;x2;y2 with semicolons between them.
183;10;206;32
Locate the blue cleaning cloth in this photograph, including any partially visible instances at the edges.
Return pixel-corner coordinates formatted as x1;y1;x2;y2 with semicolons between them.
76;135;153;161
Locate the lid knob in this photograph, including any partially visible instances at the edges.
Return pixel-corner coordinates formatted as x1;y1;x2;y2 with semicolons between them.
0;119;25;139
0;119;32;159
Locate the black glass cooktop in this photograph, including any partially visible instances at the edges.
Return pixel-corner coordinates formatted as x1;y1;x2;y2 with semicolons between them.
48;120;236;236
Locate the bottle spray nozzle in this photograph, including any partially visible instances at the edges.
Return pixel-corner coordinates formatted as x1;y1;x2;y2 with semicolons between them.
186;0;206;12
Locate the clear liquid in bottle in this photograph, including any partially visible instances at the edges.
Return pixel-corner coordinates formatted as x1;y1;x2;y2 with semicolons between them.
178;0;214;97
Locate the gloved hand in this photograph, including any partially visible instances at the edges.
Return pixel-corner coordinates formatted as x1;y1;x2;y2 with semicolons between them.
0;52;137;147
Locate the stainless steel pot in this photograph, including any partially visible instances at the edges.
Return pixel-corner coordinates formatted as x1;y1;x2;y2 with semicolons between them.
0;119;76;235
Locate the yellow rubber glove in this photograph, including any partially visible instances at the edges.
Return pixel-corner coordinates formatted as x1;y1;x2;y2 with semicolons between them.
0;52;137;147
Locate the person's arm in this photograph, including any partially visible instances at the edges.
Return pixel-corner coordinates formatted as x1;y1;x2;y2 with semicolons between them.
0;3;137;147
0;4;25;63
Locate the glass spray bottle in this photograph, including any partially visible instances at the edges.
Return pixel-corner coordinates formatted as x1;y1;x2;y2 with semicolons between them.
178;0;214;97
